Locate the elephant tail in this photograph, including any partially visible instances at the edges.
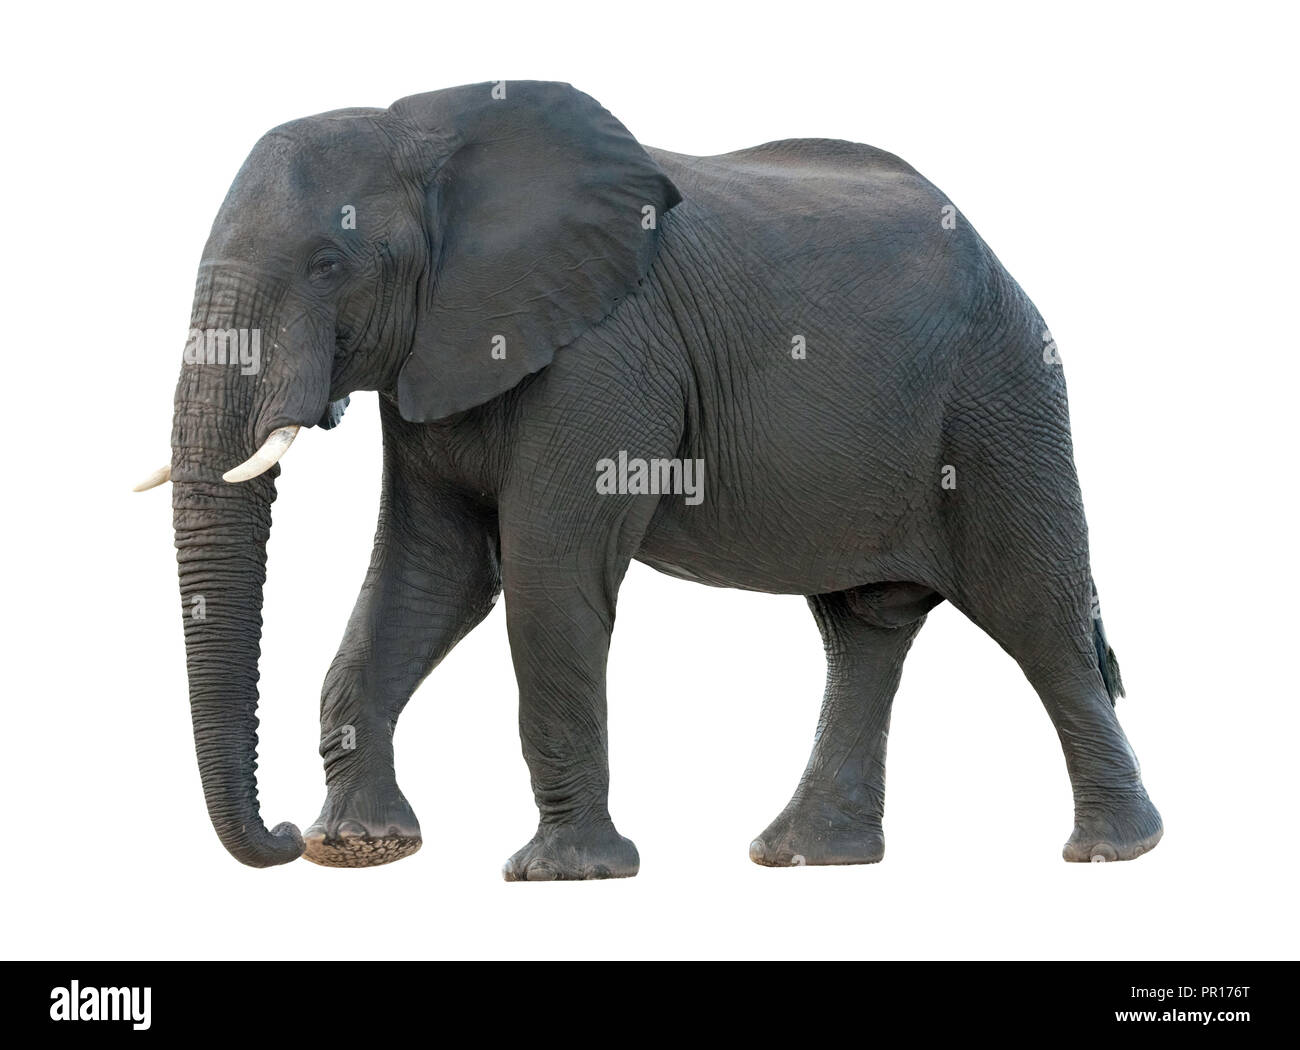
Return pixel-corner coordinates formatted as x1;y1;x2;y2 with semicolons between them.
1091;581;1126;705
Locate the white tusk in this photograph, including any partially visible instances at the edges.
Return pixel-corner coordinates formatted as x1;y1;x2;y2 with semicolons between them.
222;425;300;483
133;464;171;492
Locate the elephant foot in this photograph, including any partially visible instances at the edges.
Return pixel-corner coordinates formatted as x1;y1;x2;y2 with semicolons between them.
502;819;639;882
302;783;422;868
1063;791;1164;863
750;794;885;867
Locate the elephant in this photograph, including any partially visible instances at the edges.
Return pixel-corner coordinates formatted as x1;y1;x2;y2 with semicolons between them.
136;80;1162;877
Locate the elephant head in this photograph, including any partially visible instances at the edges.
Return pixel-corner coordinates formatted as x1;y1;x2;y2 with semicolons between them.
136;82;681;866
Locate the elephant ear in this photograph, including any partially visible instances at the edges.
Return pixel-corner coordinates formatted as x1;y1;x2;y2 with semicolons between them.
389;82;682;422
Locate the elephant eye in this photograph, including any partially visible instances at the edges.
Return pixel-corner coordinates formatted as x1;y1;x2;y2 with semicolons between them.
310;255;341;281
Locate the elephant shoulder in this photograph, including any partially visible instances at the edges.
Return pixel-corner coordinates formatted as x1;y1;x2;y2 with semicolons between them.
713;138;920;177
648;139;994;320
648;139;932;212
648;139;954;240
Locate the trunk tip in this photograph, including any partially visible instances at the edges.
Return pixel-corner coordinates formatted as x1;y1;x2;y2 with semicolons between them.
267;822;305;865
230;822;304;868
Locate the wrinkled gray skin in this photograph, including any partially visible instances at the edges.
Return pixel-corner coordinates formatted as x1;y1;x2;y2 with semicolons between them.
162;81;1161;876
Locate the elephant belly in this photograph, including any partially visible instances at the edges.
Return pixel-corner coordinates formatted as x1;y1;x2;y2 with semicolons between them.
635;433;946;596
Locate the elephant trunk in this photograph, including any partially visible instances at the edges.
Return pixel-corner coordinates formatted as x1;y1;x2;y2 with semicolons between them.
168;270;320;867
171;461;302;866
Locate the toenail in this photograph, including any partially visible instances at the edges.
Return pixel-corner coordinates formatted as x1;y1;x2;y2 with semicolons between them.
791;854;806;866
749;839;766;863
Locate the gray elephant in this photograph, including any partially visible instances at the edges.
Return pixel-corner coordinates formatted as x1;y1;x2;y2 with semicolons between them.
137;80;1161;877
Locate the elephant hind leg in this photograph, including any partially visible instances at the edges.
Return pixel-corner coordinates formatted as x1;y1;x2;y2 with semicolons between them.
934;295;1161;860
938;427;1161;860
950;567;1163;863
750;584;936;867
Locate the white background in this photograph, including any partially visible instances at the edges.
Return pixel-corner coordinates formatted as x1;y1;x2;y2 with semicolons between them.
4;1;1296;960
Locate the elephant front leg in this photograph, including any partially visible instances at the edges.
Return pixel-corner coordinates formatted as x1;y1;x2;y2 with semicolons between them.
303;479;501;868
305;583;499;866
303;674;425;868
500;559;640;882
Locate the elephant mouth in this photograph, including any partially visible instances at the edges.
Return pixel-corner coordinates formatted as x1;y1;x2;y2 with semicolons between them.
219;425;302;483
133;424;303;491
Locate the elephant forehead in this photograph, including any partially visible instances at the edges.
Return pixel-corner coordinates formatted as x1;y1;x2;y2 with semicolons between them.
221;118;404;231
